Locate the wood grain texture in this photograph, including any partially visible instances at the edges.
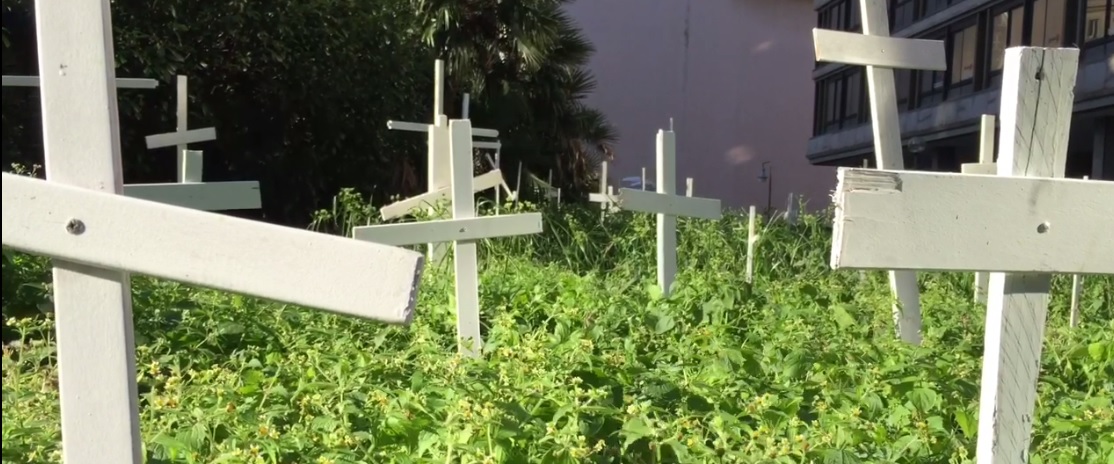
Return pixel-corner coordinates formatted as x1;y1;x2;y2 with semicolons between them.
977;46;1080;464
3;173;425;324
122;181;262;211
831;169;1112;274
2;74;157;88
30;0;142;460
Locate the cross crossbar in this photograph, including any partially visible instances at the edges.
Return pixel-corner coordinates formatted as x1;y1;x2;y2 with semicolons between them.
812;29;947;70
831;168;1114;275
2;172;423;323
2;75;158;89
387;120;499;138
122;181;262;211
380;169;507;220
616;188;722;220
354;214;542;246
145;127;217;149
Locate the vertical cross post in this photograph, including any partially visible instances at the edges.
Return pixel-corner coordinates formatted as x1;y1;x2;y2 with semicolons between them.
963;114;998;303
976;47;1079;463
746;205;757;284
685;178;694;197
1069;175;1088;329
785;192;799;225
812;0;947;345
34;0;142;461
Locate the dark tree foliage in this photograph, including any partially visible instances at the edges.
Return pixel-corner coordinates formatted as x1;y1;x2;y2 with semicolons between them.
1;0;614;226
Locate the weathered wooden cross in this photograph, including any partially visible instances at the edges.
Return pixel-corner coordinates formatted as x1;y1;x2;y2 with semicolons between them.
1;2;424;463
123;75;262;211
605;128;722;296
382;60;509;263
588;160;619;216
812;0;948;345
352;119;543;357
829;47;1113;464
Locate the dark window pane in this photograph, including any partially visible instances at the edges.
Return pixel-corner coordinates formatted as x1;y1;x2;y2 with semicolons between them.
1084;0;1108;42
845;71;861;120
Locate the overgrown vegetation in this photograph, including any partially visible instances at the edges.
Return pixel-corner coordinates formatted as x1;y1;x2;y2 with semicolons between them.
3;193;1112;463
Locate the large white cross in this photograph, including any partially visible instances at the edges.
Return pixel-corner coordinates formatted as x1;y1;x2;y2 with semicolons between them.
812;0;948;345
352;119;543;357
123;75;261;211
605;128;722;296
383;60;508;262
1;2;424;462
829;47;1113;464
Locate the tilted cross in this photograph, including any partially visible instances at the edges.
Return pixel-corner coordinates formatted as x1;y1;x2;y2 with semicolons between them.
383;60;509;263
829;47;1113;464
607;128;722;296
124;75;262;211
353;120;543;357
0;2;423;462
812;0;947;345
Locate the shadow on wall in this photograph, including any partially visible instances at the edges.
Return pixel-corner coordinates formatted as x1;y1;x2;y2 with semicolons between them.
564;0;837;213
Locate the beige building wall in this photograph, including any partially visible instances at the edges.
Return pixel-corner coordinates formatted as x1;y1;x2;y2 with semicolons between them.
565;0;837;212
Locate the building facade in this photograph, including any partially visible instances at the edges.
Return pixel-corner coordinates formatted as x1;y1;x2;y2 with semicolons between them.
808;0;1114;180
565;0;834;212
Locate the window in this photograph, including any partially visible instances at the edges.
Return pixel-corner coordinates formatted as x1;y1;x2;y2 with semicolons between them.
812;69;869;135
892;0;919;31
1083;0;1112;44
1031;0;1067;47
923;0;951;17
950;23;978;95
917;68;945;107
819;0;848;31
989;5;1024;87
896;69;912;109
843;71;862;126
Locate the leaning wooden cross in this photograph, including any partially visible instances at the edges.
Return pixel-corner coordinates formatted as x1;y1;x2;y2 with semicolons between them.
829;47;1113;464
0;2;424;463
383;59;509;263
604;128;722;296
812;0;947;345
353;119;543;357
123;75;262;211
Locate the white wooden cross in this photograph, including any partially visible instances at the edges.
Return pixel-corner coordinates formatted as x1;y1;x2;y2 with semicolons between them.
1;2;424;462
812;0;948;345
352;119;543;357
382;60;509;263
962;114;999;303
829;47;1113;464
588;160;619;216
123;75;261;211
606;128;722;296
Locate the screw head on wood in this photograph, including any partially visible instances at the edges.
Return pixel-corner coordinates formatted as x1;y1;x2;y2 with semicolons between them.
65;218;85;235
1036;222;1050;234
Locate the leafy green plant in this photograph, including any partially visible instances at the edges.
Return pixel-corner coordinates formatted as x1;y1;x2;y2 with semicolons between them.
3;195;1112;463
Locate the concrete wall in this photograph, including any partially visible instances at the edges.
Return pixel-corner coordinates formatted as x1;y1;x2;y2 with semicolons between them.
564;0;834;212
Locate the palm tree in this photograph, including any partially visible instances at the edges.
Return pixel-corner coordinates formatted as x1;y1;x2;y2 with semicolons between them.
409;0;617;197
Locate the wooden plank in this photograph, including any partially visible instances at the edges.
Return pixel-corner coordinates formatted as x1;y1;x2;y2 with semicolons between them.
386;120;499;138
977;47;1079;464
122;181;262;211
353;214;542;246
427;117;451;263
831;169;1112;274
473;141;501;150
181;150;204;184
2;74;158;89
30;0;140;460
144;127;216;149
746;205;757;284
617;188;722;220
812;29;947;70
449;120;482;357
175;76;190;181
3;173;424;324
964;114;998;304
380;169;505;220
656;130;679;294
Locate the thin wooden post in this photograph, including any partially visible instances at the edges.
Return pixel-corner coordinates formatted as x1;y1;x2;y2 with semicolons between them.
746;205;757;284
